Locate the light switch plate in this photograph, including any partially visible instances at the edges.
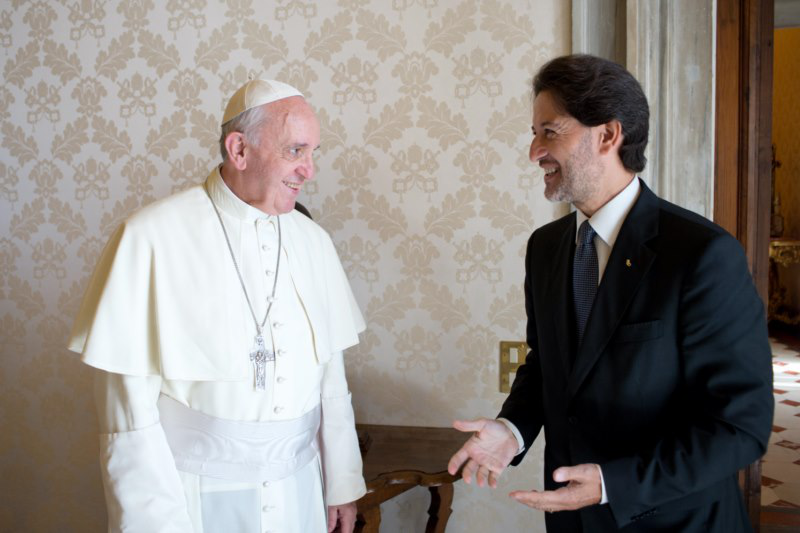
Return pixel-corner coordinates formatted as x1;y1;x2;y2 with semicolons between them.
499;340;527;393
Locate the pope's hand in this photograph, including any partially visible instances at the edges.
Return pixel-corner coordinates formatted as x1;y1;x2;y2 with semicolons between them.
327;501;356;533
509;463;602;513
447;418;519;488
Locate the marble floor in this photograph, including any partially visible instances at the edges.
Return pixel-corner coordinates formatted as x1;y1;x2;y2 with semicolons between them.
759;327;800;532
762;331;800;510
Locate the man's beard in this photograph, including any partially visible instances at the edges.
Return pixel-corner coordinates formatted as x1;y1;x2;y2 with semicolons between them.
544;131;602;205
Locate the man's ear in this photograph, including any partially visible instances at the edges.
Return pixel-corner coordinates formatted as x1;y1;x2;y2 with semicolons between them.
598;120;624;156
225;131;248;170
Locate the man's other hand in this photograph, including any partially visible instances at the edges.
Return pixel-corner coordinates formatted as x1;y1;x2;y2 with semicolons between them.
327;501;357;533
510;463;602;513
447;418;519;488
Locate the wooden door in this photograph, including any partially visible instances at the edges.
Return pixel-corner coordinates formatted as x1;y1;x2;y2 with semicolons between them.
714;0;774;530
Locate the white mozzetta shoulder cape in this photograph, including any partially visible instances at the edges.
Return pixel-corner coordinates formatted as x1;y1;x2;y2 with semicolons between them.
68;168;365;380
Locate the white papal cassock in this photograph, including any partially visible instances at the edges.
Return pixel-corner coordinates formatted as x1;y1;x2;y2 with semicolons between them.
68;168;367;532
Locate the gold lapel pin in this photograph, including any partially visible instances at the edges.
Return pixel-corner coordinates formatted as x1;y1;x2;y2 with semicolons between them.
625;259;632;267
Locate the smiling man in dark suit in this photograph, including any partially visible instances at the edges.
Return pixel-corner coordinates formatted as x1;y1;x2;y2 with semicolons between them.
448;54;774;532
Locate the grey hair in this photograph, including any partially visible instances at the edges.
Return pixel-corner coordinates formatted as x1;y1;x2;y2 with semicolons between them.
219;105;266;161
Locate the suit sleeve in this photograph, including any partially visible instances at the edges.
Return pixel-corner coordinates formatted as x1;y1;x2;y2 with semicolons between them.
93;370;194;532
319;350;367;506
498;234;546;464
601;233;774;527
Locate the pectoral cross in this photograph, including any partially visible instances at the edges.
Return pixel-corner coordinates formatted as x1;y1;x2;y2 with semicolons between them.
250;334;274;391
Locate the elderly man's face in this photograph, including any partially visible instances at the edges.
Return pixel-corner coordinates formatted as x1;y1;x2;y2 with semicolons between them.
528;90;602;206
247;96;320;215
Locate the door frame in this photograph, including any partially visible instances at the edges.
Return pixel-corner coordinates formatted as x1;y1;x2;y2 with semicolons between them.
714;0;774;530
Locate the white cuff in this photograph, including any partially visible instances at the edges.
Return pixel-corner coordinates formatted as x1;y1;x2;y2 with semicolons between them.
496;418;525;455
99;422;193;532
320;393;367;506
597;464;608;504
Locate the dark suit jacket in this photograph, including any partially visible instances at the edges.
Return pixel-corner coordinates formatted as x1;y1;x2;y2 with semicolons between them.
498;180;773;532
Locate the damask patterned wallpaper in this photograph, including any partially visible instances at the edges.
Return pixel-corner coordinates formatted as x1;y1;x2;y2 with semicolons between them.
0;1;569;531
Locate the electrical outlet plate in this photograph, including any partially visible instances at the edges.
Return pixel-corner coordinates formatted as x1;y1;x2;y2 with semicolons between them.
499;341;527;393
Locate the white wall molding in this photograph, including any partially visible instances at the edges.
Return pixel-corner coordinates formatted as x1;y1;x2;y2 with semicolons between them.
574;0;717;218
627;0;716;218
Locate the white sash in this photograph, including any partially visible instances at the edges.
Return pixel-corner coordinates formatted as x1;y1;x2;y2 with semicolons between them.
158;395;320;483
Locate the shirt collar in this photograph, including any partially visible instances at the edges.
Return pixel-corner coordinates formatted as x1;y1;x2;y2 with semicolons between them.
575;177;641;248
204;166;274;223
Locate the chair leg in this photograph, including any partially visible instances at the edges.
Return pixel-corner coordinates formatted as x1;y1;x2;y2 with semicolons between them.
355;505;381;533
425;484;454;533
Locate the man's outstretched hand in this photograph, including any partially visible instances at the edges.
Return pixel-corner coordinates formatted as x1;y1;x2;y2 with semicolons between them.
510;464;602;513
447;418;519;488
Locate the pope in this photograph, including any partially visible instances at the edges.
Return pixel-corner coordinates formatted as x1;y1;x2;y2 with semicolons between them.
68;79;366;533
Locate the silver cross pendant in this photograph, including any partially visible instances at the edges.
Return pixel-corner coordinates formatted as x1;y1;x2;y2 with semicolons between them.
249;334;274;391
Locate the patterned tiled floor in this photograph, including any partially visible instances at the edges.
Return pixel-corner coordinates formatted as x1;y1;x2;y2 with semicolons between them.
762;333;800;509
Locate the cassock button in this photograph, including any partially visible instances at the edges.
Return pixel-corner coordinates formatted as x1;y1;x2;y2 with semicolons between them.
277;349;286;357
272;322;282;329
273;406;283;414
261;244;270;252
262;481;270;488
276;376;286;384
265;269;273;276
568;416;578;425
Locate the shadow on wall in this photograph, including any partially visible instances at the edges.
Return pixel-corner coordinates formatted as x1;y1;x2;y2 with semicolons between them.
1;357;106;531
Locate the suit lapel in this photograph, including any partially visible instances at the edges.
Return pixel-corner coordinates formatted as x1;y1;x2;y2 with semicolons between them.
568;181;659;398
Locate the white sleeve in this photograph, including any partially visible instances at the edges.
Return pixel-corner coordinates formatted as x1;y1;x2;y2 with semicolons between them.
94;370;194;532
497;417;526;455
597;464;609;504
318;350;367;506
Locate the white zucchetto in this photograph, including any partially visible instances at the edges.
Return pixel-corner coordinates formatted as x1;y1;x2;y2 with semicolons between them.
221;79;304;125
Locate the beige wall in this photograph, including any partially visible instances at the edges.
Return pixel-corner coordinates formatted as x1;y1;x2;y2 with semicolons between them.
0;1;569;531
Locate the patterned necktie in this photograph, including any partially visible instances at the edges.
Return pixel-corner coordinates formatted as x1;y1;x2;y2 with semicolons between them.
573;220;598;345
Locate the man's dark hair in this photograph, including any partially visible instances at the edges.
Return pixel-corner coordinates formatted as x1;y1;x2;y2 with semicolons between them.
533;54;650;173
